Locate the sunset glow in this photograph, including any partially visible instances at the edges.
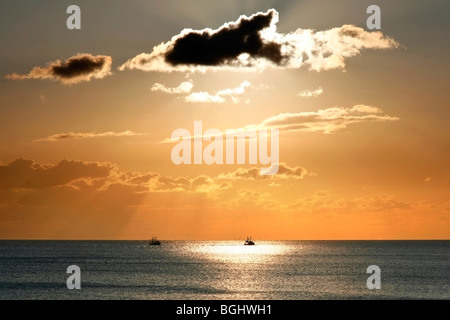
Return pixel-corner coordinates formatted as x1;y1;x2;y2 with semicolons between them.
0;0;448;240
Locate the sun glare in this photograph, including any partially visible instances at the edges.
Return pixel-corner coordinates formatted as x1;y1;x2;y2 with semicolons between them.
190;242;292;264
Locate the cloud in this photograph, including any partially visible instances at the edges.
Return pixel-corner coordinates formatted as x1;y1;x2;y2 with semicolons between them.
350;104;382;113
119;9;399;73
151;80;193;94
0;158;304;234
111;164;309;193
5;54;112;84
4;158;447;240
185;92;226;104
218;163;308;180
297;87;323;98
259;105;398;134
185;81;251;104
34;131;145;142
0;158;309;194
164;10;281;66
0;158;113;190
3;158;447;240
161;104;398;143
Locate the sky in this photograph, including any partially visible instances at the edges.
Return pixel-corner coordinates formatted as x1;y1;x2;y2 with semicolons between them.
0;0;449;240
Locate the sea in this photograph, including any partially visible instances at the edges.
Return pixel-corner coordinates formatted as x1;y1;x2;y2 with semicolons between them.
0;241;448;300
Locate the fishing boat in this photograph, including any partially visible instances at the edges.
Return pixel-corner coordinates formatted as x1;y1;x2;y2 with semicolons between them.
148;236;161;245
244;236;255;245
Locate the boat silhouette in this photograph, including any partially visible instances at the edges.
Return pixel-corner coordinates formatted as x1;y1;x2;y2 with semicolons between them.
244;236;255;245
148;236;161;245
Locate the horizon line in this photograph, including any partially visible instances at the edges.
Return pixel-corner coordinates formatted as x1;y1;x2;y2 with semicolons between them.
1;238;449;241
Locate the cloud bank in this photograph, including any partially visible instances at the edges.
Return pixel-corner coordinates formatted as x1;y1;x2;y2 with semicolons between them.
119;9;399;73
6;54;112;84
1;158;446;240
0;158;431;218
0;158;308;193
0;158;112;189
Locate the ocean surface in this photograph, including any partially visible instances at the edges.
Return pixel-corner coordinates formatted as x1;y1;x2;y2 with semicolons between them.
0;241;448;300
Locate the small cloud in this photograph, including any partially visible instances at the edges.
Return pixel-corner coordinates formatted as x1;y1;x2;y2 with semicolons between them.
297;87;323;98
268;182;281;187
424;177;431;183
218;163;308;180
350;105;382;113
39;95;46;103
34;131;145;142
151;80;193;94
185;91;226;104
185;81;252;104
6;53;113;85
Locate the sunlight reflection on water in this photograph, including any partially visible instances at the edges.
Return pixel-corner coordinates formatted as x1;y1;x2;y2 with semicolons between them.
189;241;295;264
2;241;448;299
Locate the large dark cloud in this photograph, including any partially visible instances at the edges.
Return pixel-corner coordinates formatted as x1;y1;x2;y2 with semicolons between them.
165;9;283;66
5;54;112;84
119;9;399;73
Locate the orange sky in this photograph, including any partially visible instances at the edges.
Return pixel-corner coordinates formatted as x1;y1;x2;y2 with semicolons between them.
0;0;449;239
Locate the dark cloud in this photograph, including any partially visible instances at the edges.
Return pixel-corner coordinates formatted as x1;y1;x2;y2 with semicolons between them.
165;9;283;66
5;54;112;84
0;158;113;189
51;55;107;78
119;10;399;73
